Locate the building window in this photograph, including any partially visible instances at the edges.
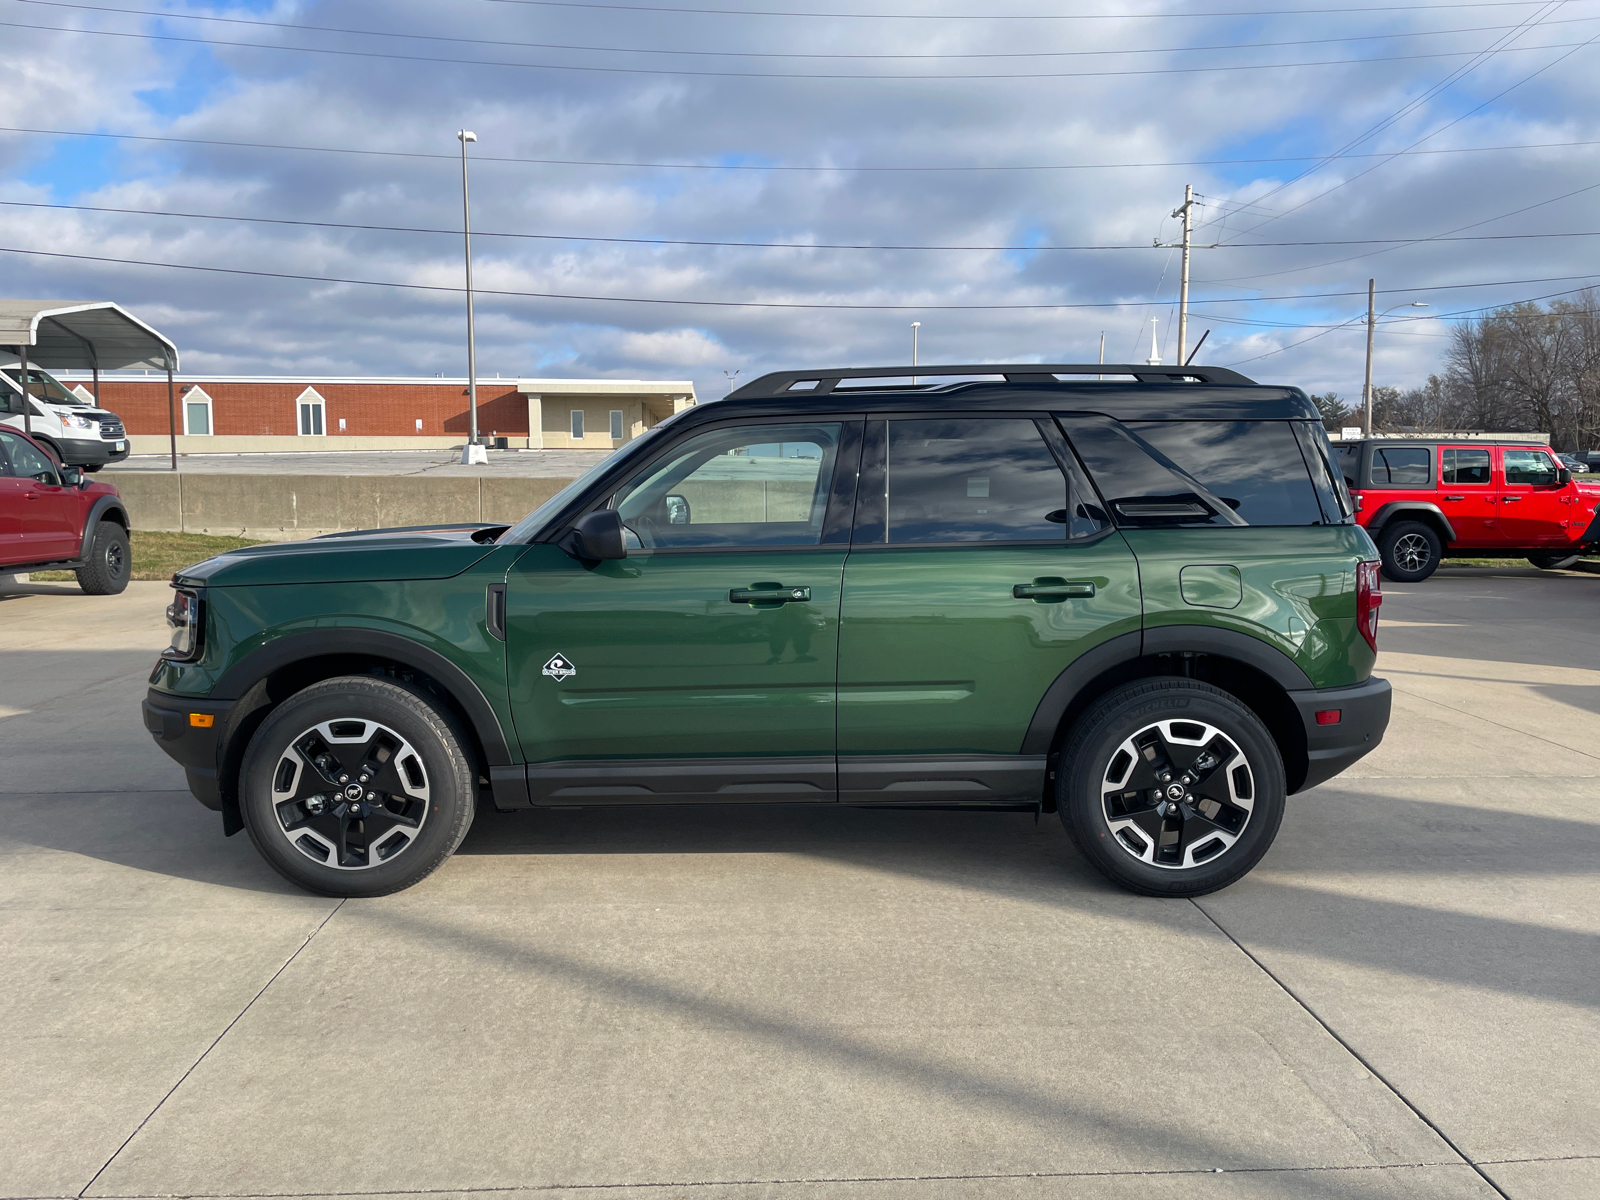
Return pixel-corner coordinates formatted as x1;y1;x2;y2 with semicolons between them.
182;386;214;436
610;410;624;440
296;387;327;436
571;409;584;439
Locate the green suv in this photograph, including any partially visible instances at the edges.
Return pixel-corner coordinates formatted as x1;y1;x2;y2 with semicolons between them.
143;364;1390;899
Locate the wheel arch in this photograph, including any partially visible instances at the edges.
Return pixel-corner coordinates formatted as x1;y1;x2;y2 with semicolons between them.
80;496;130;555
1366;501;1456;544
208;630;511;835
1025;627;1314;800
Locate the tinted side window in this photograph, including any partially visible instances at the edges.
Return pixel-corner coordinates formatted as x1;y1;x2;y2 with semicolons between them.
878;418;1065;543
1442;448;1490;485
614;422;841;548
0;432;59;484
1334;443;1360;488
1371;446;1431;486
1125;420;1326;526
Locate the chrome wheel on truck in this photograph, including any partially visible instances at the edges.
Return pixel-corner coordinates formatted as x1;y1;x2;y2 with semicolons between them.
240;676;475;896
1058;680;1286;897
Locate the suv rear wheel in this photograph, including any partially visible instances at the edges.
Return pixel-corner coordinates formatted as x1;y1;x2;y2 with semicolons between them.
1058;680;1286;898
1378;520;1442;583
239;676;477;897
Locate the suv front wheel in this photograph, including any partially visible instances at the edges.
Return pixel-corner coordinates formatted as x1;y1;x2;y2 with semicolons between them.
239;676;477;896
1058;680;1287;898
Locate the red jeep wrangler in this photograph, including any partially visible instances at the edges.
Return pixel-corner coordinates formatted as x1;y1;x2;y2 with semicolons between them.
0;427;132;594
1335;436;1600;582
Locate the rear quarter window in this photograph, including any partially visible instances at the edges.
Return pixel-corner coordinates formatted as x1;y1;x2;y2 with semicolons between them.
1123;420;1328;526
1371;445;1431;486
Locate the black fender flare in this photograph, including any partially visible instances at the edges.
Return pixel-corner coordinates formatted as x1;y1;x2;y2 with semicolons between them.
1366;501;1457;544
208;628;512;765
1020;625;1314;756
80;494;130;556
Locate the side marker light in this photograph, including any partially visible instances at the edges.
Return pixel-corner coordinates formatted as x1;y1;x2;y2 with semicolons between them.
1315;710;1342;725
189;713;215;728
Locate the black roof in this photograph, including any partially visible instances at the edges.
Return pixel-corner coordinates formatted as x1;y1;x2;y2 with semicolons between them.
711;363;1317;422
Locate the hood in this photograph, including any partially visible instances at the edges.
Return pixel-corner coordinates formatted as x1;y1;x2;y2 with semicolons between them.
174;524;505;588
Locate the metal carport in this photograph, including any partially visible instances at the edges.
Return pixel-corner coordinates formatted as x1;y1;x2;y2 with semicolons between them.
1;301;182;469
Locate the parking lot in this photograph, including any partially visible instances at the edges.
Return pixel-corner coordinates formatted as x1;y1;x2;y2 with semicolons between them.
1;567;1596;1199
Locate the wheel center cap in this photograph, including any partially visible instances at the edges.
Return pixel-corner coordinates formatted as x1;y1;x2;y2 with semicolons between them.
343;784;364;801
1165;784;1185;801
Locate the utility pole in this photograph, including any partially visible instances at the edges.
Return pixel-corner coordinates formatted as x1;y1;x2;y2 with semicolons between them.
1363;278;1376;437
458;129;485;466
1173;184;1196;366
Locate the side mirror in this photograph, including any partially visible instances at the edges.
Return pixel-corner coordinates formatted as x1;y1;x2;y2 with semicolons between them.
60;467;85;488
559;509;628;561
1557;467;1572;485
664;493;691;525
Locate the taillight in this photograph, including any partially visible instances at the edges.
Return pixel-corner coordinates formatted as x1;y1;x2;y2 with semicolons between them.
1356;560;1382;652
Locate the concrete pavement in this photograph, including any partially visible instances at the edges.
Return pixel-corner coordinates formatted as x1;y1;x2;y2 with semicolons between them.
1;567;1595;1198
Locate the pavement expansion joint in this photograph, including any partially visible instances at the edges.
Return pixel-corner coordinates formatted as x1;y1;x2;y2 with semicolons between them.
1392;684;1600;763
75;900;348;1200
76;1159;1477;1198
1188;897;1514;1200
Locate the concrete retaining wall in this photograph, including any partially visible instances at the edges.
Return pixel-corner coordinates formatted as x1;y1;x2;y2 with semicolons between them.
111;473;575;540
128;435;475;455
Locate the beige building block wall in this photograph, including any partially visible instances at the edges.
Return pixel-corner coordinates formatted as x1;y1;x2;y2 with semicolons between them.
522;384;693;450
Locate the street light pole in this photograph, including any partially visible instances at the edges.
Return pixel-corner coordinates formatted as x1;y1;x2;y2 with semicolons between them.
458;129;484;465
1363;280;1428;436
911;322;920;385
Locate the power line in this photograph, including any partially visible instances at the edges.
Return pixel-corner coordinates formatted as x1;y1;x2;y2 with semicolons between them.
9;198;1600;251
2;243;1595;309
474;0;1595;19
6;124;1594;173
18;0;1597;60
5;16;1595;79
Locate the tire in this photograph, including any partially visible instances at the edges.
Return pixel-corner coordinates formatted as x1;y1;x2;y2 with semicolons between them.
1058;680;1287;898
75;522;131;595
1378;520;1442;583
238;676;477;897
1528;552;1581;570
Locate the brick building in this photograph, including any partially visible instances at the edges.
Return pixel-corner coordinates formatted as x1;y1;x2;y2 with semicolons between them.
56;375;697;454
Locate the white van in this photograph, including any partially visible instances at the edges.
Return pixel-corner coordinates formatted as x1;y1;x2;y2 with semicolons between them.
1;364;129;471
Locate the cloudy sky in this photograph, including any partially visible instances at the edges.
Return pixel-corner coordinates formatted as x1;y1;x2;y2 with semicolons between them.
4;0;1598;402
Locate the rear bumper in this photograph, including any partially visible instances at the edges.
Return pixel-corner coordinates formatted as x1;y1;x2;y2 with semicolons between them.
1287;676;1392;792
142;688;234;811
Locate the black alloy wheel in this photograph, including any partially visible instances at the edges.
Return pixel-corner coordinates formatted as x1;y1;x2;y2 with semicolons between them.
76;523;130;595
1378;520;1442;583
239;676;476;896
1058;680;1286;898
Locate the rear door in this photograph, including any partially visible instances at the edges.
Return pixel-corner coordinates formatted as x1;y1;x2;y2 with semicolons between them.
835;414;1141;804
1438;446;1497;547
1498;447;1568;546
0;431;79;562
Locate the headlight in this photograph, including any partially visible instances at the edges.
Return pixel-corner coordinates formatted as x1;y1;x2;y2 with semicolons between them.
62;412;98;431
164;588;204;661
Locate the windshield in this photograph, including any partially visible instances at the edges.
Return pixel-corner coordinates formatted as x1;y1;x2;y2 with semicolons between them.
500;422;675;542
1;367;93;406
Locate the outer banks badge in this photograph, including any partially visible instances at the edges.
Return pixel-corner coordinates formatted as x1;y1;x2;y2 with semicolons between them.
541;653;577;681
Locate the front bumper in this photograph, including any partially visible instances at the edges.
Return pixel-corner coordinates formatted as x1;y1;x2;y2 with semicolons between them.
143;688;235;811
58;436;130;467
1287;675;1392;792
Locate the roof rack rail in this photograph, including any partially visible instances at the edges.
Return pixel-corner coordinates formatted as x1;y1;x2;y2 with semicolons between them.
725;363;1257;400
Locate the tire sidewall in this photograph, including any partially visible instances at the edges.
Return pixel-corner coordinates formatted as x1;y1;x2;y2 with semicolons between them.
239;677;475;896
78;524;130;594
1060;681;1286;897
1380;521;1441;583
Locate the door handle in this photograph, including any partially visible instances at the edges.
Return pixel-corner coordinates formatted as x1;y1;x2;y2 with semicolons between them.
1443;495;1464;502
729;584;810;604
1502;496;1522;503
1013;579;1096;601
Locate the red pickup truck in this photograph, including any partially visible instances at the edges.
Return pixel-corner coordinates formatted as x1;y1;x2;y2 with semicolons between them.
0;426;132;593
1335;436;1600;582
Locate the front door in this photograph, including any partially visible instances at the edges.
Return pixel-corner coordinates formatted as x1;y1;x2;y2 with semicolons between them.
836;416;1141;805
0;431;78;562
1438;445;1497;547
1498;447;1568;546
505;418;857;804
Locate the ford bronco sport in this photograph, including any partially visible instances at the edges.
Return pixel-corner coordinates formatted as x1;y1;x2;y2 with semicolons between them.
143;364;1390;899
